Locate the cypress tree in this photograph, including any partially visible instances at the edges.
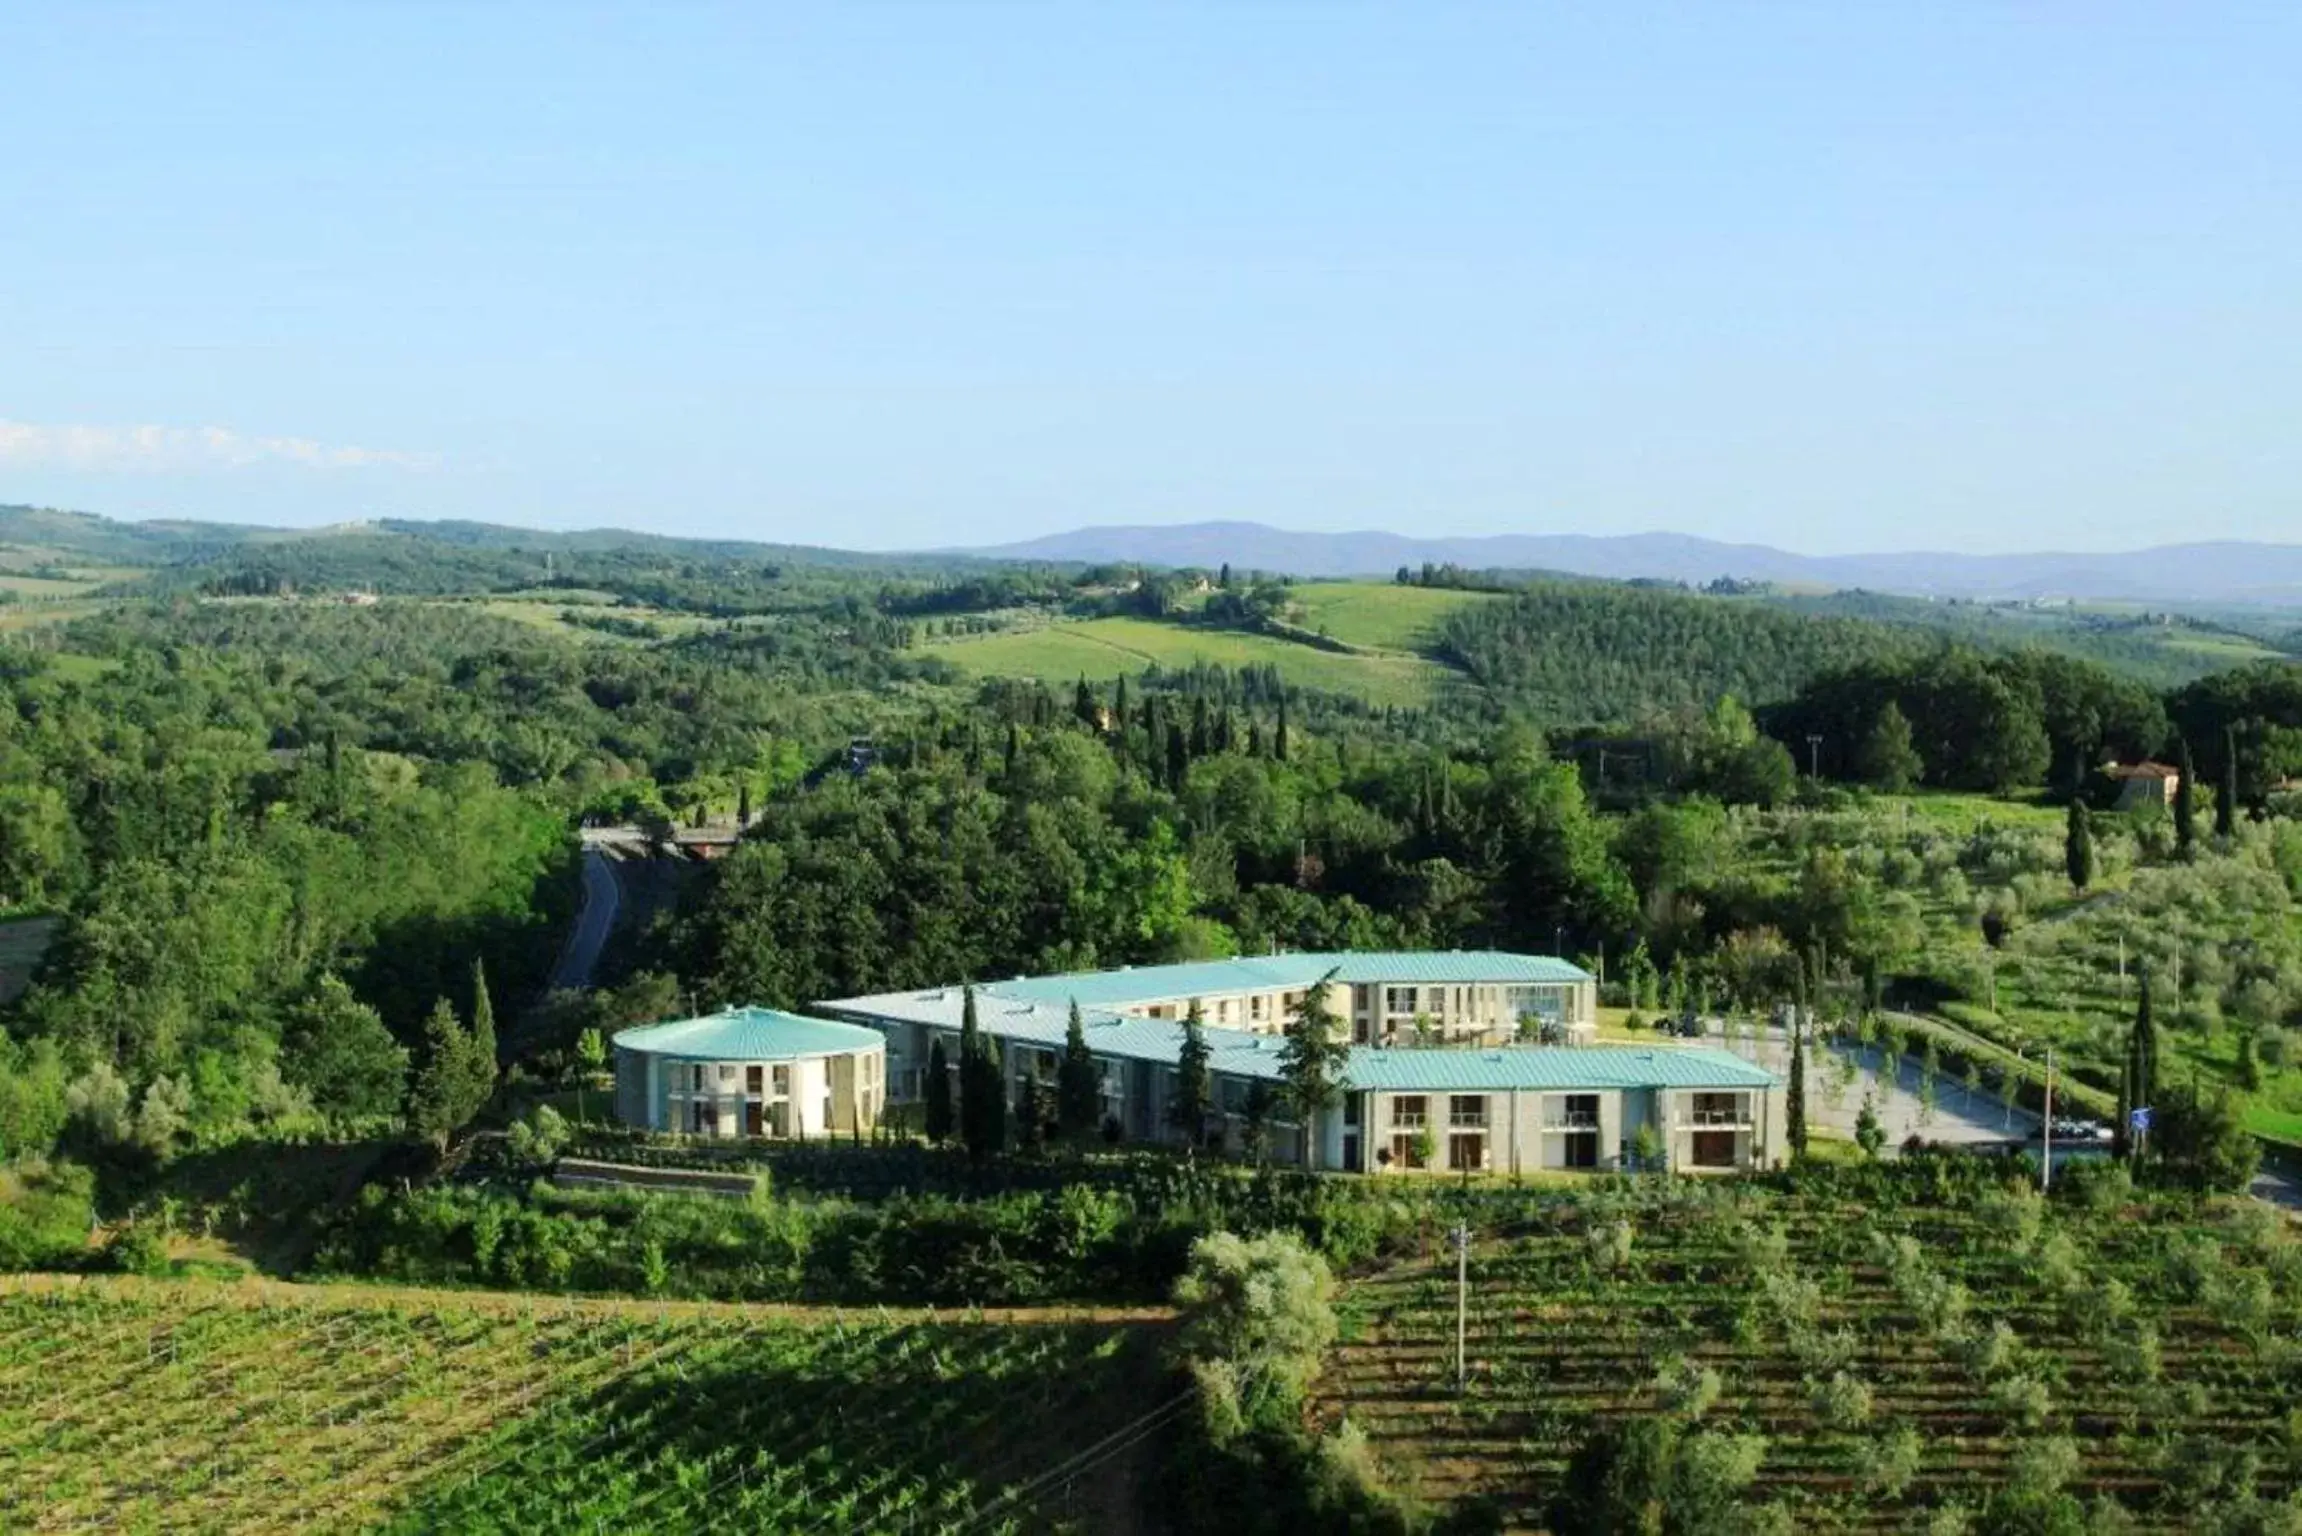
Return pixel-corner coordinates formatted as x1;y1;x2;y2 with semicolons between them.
2175;736;2197;860
2120;970;2157;1163
1003;721;1021;779
1113;675;1129;733
1787;993;1809;1161
2065;799;2094;892
736;782;752;828
1074;676;1099;729
923;1036;954;1145
958;985;1000;1159
1275;693;1291;763
1190;695;1212;758
1016;1073;1045;1153
1166;722;1189;789
466;958;499;1110
1057;997;1101;1144
2218;724;2239;838
1170;1000;1213;1151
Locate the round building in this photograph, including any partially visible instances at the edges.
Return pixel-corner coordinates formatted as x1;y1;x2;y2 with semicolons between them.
613;1006;887;1139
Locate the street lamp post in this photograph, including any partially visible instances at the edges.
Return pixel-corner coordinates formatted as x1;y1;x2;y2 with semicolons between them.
1448;1224;1471;1394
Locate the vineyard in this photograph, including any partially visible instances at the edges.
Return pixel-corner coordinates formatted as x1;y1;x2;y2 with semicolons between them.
1320;1165;2302;1530
0;1277;1167;1534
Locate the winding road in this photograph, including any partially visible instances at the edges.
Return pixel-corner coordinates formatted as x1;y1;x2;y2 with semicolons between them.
549;846;623;992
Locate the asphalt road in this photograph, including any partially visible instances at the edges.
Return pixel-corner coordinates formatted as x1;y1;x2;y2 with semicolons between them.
549;847;622;992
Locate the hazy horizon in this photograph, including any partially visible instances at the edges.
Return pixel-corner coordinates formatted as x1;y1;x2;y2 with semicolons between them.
5;6;2297;555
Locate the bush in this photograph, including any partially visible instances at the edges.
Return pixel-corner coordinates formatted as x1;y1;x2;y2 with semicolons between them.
104;1220;170;1277
0;1158;96;1270
1172;1230;1337;1431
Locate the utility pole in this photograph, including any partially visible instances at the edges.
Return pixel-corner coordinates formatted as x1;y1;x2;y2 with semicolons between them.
2040;1047;2055;1193
1449;1223;1471;1394
1806;734;1824;779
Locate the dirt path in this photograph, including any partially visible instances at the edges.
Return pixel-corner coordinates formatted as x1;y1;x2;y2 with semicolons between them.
0;1268;1179;1327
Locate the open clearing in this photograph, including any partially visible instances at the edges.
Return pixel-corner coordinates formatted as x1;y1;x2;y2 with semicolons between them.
0;1275;1165;1534
931;615;1452;706
1285;582;1500;653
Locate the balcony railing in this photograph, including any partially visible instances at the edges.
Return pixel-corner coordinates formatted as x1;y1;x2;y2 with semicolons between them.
1447;1113;1488;1130
1679;1108;1749;1128
1391;1115;1429;1131
1545;1111;1600;1130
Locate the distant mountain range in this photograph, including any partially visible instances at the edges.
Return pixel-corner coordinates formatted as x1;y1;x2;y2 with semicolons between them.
10;501;2302;605
967;521;2302;604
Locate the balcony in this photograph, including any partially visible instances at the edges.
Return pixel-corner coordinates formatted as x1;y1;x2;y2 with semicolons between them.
1447;1112;1488;1131
1679;1107;1750;1128
1545;1111;1600;1130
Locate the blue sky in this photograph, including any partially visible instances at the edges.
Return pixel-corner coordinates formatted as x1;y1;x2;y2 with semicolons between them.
2;5;2295;553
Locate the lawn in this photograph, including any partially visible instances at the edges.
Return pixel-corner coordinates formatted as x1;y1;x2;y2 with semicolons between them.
930;615;1453;707
0;1275;1164;1534
1284;582;1501;654
1321;1170;2302;1528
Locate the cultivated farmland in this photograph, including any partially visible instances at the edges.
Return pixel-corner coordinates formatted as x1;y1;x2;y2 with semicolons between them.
929;615;1451;706
0;1277;1165;1534
1321;1168;2302;1530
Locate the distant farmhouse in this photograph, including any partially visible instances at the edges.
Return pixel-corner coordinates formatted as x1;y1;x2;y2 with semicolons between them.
2106;759;2181;810
613;952;1784;1176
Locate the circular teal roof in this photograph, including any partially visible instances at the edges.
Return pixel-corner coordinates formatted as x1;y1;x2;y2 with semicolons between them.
613;1006;885;1061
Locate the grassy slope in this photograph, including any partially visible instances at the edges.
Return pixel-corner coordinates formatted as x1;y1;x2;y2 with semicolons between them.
1285;582;1501;652
0;1276;1163;1534
930;615;1450;706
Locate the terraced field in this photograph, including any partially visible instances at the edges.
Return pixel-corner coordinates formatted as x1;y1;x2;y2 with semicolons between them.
0;1277;1165;1534
1320;1174;2302;1529
930;615;1451;707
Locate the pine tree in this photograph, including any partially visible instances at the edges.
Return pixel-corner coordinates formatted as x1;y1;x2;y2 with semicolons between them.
1170;999;1213;1151
1276;968;1347;1168
1855;701;1922;792
407;998;472;1152
2218;724;2239;839
1056;998;1101;1144
923;1036;954;1145
2175;736;2197;860
2065;799;2094;892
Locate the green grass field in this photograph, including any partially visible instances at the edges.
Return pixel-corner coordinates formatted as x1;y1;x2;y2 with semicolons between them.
931;616;1452;706
1284;582;1499;653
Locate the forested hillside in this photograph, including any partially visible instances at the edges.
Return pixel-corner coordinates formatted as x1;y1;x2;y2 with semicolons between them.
1436;582;1930;721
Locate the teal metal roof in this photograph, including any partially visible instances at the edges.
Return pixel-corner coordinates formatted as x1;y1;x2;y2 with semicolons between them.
1344;1045;1776;1092
817;985;1771;1093
981;950;1591;1009
614;1007;885;1061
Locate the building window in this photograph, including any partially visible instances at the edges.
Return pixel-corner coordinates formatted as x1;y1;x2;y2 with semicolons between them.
772;1065;790;1096
1343;1094;1361;1128
719;1063;737;1085
1549;1093;1600;1130
1389;1133;1428;1170
1392;1095;1428;1130
1688;1093;1746;1127
1448;1095;1487;1129
1385;987;1416;1014
1447;1133;1485;1172
746;1065;763;1094
1691;1131;1739;1168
